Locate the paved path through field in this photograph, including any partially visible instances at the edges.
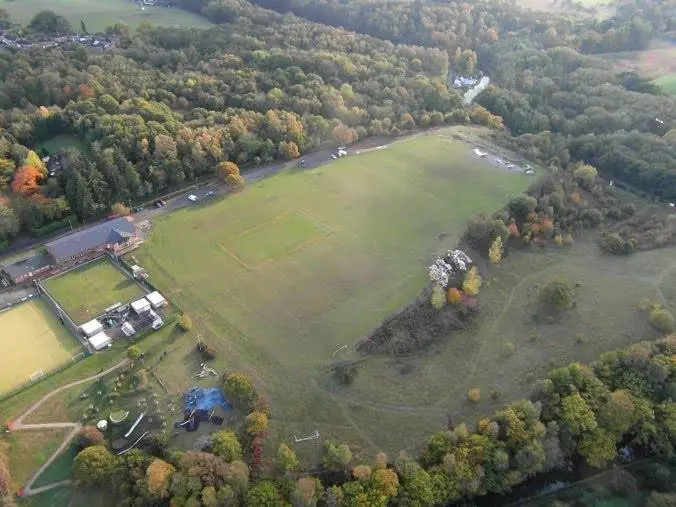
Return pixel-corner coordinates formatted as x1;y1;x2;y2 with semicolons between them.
9;359;128;496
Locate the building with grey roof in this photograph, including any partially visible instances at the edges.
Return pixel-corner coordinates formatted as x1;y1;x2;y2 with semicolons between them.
1;251;54;285
45;218;137;264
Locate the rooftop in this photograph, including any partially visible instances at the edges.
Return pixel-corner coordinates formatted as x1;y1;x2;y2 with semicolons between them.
46;218;135;262
1;252;53;280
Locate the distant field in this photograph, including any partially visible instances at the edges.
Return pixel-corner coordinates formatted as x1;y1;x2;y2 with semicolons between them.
44;258;145;324
35;134;88;155
133;128;532;457
0;300;81;396
0;0;213;32
654;73;676;95
600;39;676;79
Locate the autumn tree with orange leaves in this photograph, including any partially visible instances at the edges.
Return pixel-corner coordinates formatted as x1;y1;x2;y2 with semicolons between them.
11;165;42;195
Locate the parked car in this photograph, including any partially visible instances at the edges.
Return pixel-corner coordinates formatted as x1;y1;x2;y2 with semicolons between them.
187;194;199;202
205;190;215;197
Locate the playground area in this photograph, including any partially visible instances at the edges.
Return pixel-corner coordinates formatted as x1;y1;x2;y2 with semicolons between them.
43;258;146;325
0;299;82;396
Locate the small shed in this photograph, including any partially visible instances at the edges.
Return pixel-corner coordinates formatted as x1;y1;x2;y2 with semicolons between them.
89;331;112;351
146;291;167;309
131;297;151;314
81;319;103;338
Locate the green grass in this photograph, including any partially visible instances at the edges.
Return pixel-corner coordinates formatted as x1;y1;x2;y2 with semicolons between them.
654;73;676;95
219;212;327;269
43;258;146;324
31;445;77;488
131;128;532;458
18;485;115;507
0;300;82;396
34;134;88;156
0;0;214;32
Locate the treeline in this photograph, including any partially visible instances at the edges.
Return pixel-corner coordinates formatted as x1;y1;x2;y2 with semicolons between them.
68;336;676;506
233;0;676;201
474;39;676;200
1;5;510;247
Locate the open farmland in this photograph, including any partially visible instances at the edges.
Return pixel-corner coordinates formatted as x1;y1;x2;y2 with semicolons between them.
132;129;532;456
0;0;213;32
0;300;81;396
43;258;145;324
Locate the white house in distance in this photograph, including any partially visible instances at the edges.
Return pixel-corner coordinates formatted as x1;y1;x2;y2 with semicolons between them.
146;291;167;309
131;297;151;314
89;330;112;351
80;319;103;338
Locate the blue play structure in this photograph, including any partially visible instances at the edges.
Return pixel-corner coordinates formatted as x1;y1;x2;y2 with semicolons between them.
175;388;233;432
185;387;232;412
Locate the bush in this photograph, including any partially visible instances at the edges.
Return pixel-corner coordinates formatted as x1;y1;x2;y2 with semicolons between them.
75;425;105;450
467;388;481;402
538;276;574;313
581;208;603;227
508;195;538;222
649;308;675;333
127;345;141;360
177;315;193;332
223;373;258;411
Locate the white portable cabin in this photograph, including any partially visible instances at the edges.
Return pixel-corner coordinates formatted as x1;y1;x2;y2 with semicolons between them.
131;297;151;314
146;291;167;309
81;319;103;338
88;331;112;351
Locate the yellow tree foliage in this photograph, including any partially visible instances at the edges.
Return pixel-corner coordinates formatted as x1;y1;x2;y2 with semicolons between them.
447;287;462;305
25;150;47;176
217;161;240;180
278;141;300;160
488;236;503;264
352;464;372;481
372;468;399;497
462;267;482;296
146;459;175;499
245;411;268;436
225;173;245;188
430;285;446;310
374;452;388;470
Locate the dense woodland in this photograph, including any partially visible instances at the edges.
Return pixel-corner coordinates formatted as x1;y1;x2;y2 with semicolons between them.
0;0;675;249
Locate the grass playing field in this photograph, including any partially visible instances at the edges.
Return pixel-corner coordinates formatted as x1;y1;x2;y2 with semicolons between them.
43;258;146;324
654;73;676;95
0;0;214;32
132;128;532;457
0;300;81;396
